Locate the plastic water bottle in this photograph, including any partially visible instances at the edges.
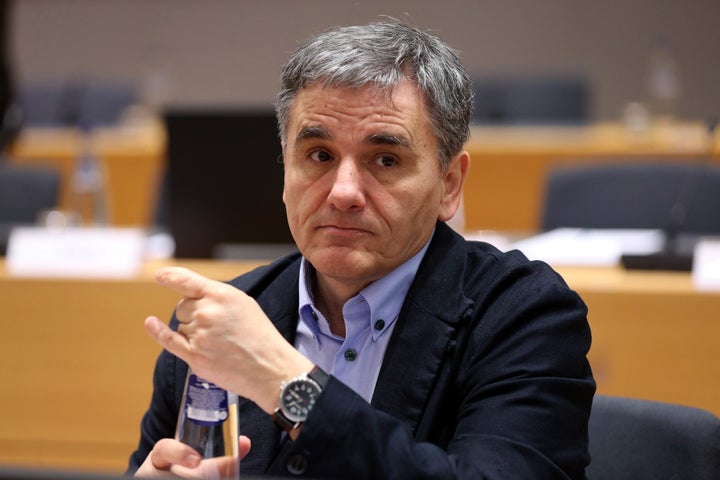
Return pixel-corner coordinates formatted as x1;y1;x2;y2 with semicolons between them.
175;370;239;479
71;124;109;225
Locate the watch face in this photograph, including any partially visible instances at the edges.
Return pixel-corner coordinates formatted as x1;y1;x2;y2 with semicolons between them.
280;378;322;423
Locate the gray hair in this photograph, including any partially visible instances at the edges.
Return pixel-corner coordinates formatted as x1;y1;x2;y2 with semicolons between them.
275;20;473;171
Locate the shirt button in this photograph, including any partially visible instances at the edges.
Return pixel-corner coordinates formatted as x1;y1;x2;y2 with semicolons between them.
344;348;358;362
286;453;308;475
374;319;385;330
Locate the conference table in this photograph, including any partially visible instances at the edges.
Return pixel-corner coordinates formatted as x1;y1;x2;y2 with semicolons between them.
0;257;718;473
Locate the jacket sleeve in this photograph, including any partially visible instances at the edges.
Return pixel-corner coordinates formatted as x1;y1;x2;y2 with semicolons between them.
266;254;595;479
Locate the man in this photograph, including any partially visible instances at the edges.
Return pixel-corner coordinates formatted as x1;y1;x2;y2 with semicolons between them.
129;20;595;479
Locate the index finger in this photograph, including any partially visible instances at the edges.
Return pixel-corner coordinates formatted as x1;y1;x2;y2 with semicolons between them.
154;266;213;299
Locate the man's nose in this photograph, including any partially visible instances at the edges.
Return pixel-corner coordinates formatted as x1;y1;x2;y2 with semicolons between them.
327;158;366;211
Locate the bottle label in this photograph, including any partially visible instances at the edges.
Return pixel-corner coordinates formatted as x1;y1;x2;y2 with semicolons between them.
184;374;229;426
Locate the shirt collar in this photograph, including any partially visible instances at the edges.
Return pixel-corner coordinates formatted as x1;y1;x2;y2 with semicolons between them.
297;233;432;340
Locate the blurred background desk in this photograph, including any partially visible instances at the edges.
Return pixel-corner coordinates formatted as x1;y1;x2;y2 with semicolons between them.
0;258;718;473
463;122;720;231
556;265;720;417
0;259;263;473
6;121;166;227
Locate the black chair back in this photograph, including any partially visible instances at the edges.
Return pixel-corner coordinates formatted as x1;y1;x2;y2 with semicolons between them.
588;395;720;480
541;162;720;234
472;75;589;125
0;164;60;254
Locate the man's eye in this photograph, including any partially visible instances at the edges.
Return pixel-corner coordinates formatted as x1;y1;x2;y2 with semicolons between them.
375;155;398;168
309;150;333;163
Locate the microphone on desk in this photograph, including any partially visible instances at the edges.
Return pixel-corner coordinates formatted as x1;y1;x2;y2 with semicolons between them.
621;117;719;271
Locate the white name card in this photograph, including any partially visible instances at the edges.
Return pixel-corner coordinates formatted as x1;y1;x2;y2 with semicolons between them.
510;228;664;267
693;239;720;292
6;226;145;278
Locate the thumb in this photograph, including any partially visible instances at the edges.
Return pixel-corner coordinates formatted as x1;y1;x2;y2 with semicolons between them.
239;435;252;460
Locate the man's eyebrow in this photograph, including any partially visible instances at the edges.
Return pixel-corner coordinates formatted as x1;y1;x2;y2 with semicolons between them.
366;132;411;149
295;126;332;143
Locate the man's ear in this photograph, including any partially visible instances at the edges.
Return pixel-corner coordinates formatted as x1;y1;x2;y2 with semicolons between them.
438;151;470;222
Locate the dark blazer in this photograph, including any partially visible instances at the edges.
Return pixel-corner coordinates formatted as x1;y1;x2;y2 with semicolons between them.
128;222;595;479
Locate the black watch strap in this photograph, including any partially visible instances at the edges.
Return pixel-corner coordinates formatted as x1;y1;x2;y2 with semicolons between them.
307;365;330;389
272;407;297;432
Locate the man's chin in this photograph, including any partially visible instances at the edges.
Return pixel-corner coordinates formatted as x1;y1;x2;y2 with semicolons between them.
306;246;370;274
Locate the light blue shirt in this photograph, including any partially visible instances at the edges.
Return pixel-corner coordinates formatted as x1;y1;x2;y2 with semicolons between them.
294;240;430;402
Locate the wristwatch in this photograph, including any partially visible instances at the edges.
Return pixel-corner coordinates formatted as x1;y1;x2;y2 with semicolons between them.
272;366;329;440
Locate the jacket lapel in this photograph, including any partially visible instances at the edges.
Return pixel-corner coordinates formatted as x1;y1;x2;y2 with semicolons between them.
371;223;473;434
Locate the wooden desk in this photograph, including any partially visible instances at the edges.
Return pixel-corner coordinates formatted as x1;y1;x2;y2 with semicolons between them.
555;266;720;417
0;260;718;473
7;120;166;228
0;259;264;473
463;122;720;231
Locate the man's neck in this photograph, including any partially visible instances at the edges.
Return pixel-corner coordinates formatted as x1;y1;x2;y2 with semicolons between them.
309;270;372;338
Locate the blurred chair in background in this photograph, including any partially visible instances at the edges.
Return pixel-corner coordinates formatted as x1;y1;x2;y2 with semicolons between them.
0;163;59;223
0;163;60;254
76;82;138;127
16;80;137;128
587;395;720;480
540;161;720;234
471;74;589;125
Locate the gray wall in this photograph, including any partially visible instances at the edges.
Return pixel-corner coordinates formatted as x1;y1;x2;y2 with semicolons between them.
9;0;720;121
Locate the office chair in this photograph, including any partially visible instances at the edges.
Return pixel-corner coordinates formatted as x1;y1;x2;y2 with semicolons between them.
587;395;720;480
77;82;137;127
0;164;60;222
17;80;136;127
541;162;720;234
0;164;60;254
471;75;589;125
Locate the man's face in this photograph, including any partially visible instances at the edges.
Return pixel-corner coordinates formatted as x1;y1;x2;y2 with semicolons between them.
282;81;467;294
